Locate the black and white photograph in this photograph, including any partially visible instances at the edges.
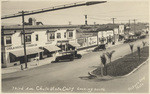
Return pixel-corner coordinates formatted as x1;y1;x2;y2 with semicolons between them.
1;0;149;93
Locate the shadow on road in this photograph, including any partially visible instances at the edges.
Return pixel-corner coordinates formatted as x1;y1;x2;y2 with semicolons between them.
2;76;26;81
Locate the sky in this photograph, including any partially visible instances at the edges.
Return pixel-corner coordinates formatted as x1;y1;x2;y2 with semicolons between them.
1;0;149;25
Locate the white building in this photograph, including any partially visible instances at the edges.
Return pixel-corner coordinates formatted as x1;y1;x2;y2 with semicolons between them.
1;25;80;67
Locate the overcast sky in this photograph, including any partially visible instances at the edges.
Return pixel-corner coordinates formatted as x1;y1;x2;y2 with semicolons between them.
1;0;149;25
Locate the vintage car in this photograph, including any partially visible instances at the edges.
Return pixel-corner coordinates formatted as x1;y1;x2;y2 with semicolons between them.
93;44;106;52
54;51;82;62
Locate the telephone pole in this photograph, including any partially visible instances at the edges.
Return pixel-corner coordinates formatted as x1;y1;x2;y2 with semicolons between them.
111;18;116;44
111;18;116;24
133;19;137;33
20;11;27;69
128;19;131;34
69;21;71;25
129;20;130;27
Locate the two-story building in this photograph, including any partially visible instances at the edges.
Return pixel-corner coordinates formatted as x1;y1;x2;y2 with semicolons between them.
1;25;80;68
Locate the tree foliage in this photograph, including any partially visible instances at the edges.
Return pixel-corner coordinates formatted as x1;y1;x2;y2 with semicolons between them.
106;50;115;63
129;44;134;53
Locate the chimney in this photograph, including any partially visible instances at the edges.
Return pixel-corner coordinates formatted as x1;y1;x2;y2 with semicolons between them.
28;18;36;25
85;15;87;25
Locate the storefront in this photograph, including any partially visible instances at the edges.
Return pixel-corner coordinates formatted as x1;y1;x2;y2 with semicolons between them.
42;45;61;58
9;48;44;64
68;42;80;50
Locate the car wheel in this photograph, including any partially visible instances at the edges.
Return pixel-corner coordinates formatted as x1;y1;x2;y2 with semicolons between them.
55;58;59;62
70;57;74;61
77;55;82;59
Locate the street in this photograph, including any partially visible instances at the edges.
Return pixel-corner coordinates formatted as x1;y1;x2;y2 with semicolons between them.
2;38;149;93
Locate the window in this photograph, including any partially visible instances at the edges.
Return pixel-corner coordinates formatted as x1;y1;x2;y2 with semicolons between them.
69;32;73;38
6;36;12;45
47;32;55;41
64;32;66;38
25;35;31;43
36;34;38;41
50;33;55;39
57;33;61;39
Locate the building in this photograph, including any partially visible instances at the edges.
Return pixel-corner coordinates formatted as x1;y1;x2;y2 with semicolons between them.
1;22;125;68
1;25;80;68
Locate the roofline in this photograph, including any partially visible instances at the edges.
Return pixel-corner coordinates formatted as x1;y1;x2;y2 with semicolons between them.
2;25;82;30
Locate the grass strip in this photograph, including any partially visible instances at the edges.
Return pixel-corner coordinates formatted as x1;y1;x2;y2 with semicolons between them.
92;46;149;76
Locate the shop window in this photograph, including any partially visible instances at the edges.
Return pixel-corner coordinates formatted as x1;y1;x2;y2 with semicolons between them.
36;34;38;41
57;33;61;39
69;32;73;38
6;36;12;45
64;32;66;38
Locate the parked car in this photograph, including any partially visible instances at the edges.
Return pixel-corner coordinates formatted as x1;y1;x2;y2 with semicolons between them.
54;51;82;62
93;44;106;52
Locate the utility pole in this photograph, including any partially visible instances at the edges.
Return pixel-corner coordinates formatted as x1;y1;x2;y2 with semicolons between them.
111;18;116;44
133;19;137;33
129;19;130;27
85;15;87;25
111;18;116;24
69;21;71;25
128;19;130;34
20;11;27;69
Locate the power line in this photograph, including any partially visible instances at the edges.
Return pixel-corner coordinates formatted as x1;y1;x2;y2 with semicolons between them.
1;1;107;19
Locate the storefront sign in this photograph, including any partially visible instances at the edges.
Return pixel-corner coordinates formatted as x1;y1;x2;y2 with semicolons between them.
107;30;113;36
57;40;69;43
6;44;37;50
88;36;97;46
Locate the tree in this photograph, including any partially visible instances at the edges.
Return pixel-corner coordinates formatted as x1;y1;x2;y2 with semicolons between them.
106;50;115;63
100;54;107;76
137;46;141;61
129;44;134;54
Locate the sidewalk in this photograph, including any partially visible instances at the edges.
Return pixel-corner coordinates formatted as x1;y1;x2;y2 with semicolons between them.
1;41;123;74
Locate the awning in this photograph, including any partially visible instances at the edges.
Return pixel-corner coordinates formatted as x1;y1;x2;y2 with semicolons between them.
10;48;44;57
69;42;80;47
43;45;61;52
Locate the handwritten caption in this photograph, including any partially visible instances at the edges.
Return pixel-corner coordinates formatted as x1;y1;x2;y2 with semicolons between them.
128;76;145;91
12;86;105;92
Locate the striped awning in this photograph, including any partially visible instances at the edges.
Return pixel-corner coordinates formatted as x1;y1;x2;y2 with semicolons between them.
10;48;44;57
43;45;61;52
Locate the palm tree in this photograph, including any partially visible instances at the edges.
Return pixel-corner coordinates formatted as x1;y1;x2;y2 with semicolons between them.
142;41;146;47
137;46;141;61
100;54;107;76
106;50;115;63
129;44;134;54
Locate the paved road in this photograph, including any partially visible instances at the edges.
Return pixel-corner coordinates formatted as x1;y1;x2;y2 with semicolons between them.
2;38;149;93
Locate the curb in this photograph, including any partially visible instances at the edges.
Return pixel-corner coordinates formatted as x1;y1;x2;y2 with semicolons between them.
118;59;149;78
90;59;149;79
2;42;123;75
